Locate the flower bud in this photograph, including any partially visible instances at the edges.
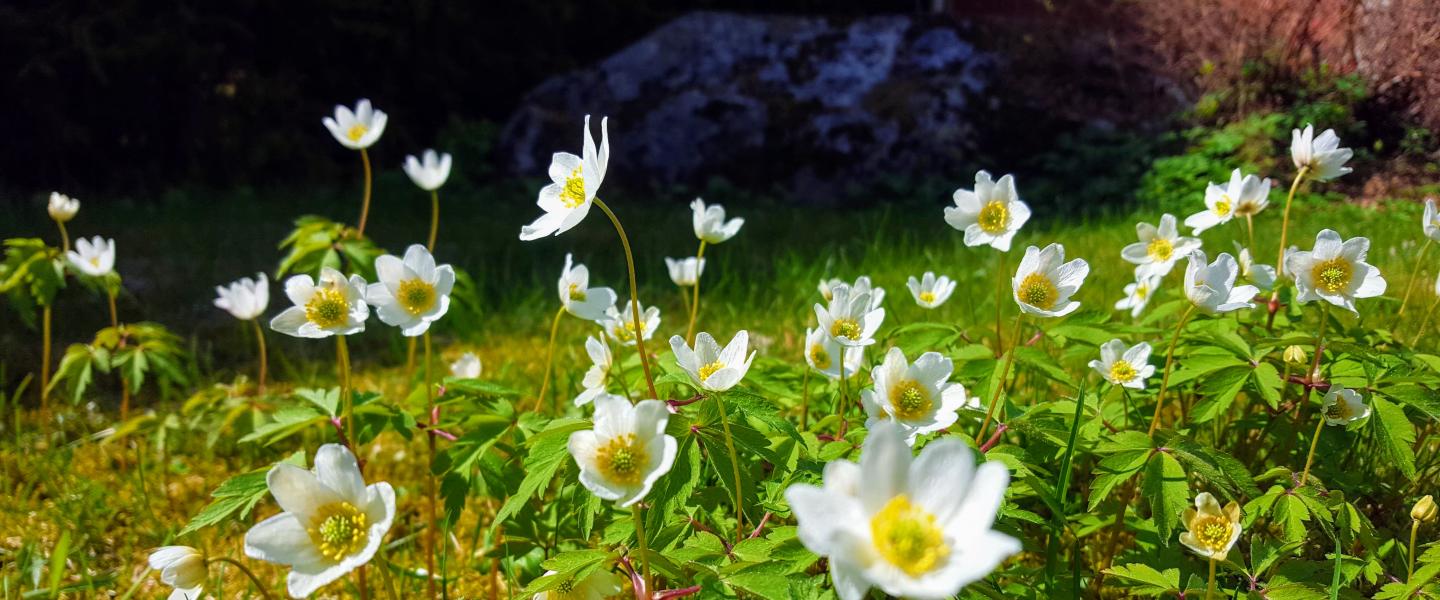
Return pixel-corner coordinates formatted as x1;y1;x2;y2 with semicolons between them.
47;192;79;223
1414;495;1437;522
1283;345;1306;365
148;546;206;592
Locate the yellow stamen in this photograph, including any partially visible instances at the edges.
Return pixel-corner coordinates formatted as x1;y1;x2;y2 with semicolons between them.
1147;238;1174;262
397;278;436;316
346;124;368;143
560;167;587;208
870;495;949;576
1311;258;1353;294
919;291;936;304
1109;360;1137;383
567;282;587;302
1214;196;1232;217
1189;515;1233;553
890;380;932;420
698;360;725;382
1326;398;1353;421
305;286;350;329
809;344;831;370
1018;273;1058;309
978;200;1010;234
596;434;648;485
831;318;862;340
308;502;369;562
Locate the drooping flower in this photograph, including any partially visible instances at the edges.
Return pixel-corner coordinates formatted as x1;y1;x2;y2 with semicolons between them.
691;198;744;244
244;444;396;598
1290;124;1353;181
532;569;624;600
48;192;79;223
1115;271;1161;318
860;348;974;445
1285;229;1386;315
574;336;612;406
322;99;387;150
365;245;454;336
1088;339;1155;390
403;149;453;192
270;267;370;338
1321;385;1371;425
66;236;115;277
598;303;660;347
556;253;618;321
450;352;482;379
785;422;1020;600
1185;169;1270;234
1183;251;1258;314
664;256;706;287
1122;214;1200;277
906;272;956;309
1235;245;1277;291
1012;243;1089;318
944;170;1031;251
1424;198;1440;242
147;546;206;600
1179;492;1241;561
805;327;863;380
814;284;885;347
567;394;677;506
670;331;755;393
520;115;609;240
215;272;270;321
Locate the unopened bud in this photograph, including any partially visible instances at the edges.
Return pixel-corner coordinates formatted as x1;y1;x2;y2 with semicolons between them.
1283;345;1306;365
1414;495;1437;522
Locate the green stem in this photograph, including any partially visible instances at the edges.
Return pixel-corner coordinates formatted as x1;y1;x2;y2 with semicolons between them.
424;331;437;599
251;318;268;394
1409;520;1420;582
1274;166;1309;279
41;304;52;409
356;148;374;238
1147;305;1197;437
714;392;745;539
593;198;659;400
1398;238;1434;321
1206;557;1216;600
534;306;567;412
427;189;440;252
56;221;70;254
337;335;354;446
993;251;1007;358
685;241;707;344
207;557;276;600
976;315;1025;443
1416;296;1440;347
631;505;652;592
1299;409;1327;486
1298;302;1331;486
799;367;811;430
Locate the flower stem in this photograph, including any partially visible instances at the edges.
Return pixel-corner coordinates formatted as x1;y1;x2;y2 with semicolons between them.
1206;557;1216;600
250;318;268;394
1397;238;1433;320
685;241;707;344
107;287;119;329
356;148;374;238
713;392;745;539
1147;305;1197;437
1299;410;1326;486
799;367;811;430
837;367;850;436
1298;303;1331;486
1245;214;1256;253
631;505;652;592
1409;520;1420;582
1274;166;1309;278
993;251;1007;358
337;335;354;446
593;198;658;400
56;220;71;254
534;305;567;412
207;557;276;600
1415;296;1440;347
976;314;1025;443
424;331;438;600
40;304;52;409
427;189;440;252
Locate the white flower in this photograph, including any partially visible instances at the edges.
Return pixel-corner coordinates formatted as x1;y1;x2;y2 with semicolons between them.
1424;198;1440;242
270;267;370;338
906;272;956;309
567;395;677;507
532;569;624;600
365;245;454;336
944;170;1031;251
215;272;270;321
520;115;609;240
322;99;387;150
66;236;115;277
670;331;756;393
814;284;886;347
820;276;885;310
861;348;974;445
1183;251;1258;314
403;149;453;191
1012;243;1088;318
1234;244;1277;291
1115;271;1161;318
1088;339;1155;390
598;303;660;347
1291;124;1353;181
575;336;613;406
1284;229;1386;315
48;192;79;222
1179;492;1241;561
148;546;206;600
1321;385;1370;425
691;198;744;244
244;444;396;598
805;327;863;380
450;352;482;379
1122;214;1201;277
664;256;705;287
557;253;618;321
784;422;1020;600
1184;170;1271;235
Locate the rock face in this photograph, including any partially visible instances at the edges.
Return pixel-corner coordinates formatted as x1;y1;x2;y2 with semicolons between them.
500;12;997;202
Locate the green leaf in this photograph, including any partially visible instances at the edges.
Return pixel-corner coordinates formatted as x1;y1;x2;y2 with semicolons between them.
177;453;303;536
1370;396;1417;480
1189;365;1251;423
1252;362;1284;409
1141;451;1188;545
493;418;589;529
1101;563;1179;596
1166;436;1261;498
520;549;615;596
1014;346;1075;388
717;389;803;445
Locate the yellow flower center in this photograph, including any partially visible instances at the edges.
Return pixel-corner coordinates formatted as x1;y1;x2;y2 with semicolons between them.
305;286;350;329
918;291;936;304
698;360;725;382
978;200;1010;234
831;318;862;340
597;434;648;485
567;283;587;302
808;344;831;370
1147;238;1174;262
1109;360;1137;383
1311;258;1353;294
1326;398;1353;421
890;380;932;420
346;124;368;143
1135;284;1150;300
560;167;587;208
610;319;641;343
397;278;436;316
89;257;100;267
1018;273;1058;309
870;495;949;576
1214;196;1232;217
1190;515;1233;553
309;502;368;562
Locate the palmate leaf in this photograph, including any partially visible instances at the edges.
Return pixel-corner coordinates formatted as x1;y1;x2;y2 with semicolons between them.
1370;396;1417;480
1188;365;1251;423
0;238;65;327
1165;435;1261;498
492;417;588;531
1140;451;1188;545
1102;563;1180;597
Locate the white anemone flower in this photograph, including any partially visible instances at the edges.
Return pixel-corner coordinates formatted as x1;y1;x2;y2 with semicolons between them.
1284;229;1386;315
1290;124;1353;181
215;272;270;321
819;275;886;310
575;336;613;406
147;546;206;600
1179;492;1241;561
814;284;885;347
907;272;956;309
557;253;618;321
322;99;387;150
520;115;609;240
450;352;482;379
598;303;660;347
1424;198;1440;242
567;394;677;507
664;256;705;287
365;245;454;336
861;347;974;445
532;569;624;600
1234;244;1277;291
66;236;115;277
1321;385;1371;426
691;198;744;244
243;444;396;598
403;149;453;191
1115;271;1161;318
1088;339;1155;390
270;267;370;338
1122;214;1201;277
1185;169;1270;235
805;327;863;380
784;422;1020;600
670;331;756;393
1012;243;1089;318
48;192;79;222
1183;251;1258;314
944;170;1031;252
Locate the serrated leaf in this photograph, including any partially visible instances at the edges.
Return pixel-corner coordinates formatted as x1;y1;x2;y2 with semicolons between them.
1102;563;1179;596
1141;451;1188;544
1189;365;1251;423
1371;396;1417;480
493;418;589;529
